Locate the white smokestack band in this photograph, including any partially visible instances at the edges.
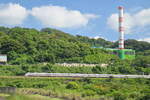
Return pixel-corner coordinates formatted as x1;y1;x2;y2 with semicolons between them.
118;6;124;49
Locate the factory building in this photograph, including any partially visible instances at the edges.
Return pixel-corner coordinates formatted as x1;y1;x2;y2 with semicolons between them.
117;6;135;59
93;6;135;60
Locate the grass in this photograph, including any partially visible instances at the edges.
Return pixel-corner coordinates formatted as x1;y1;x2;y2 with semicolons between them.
0;93;10;97
28;95;62;100
0;76;149;100
5;94;62;100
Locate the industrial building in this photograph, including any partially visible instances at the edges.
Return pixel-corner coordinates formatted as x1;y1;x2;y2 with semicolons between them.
94;6;135;60
117;6;135;59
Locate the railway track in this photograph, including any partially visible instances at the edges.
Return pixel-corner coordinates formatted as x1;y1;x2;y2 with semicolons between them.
25;73;150;78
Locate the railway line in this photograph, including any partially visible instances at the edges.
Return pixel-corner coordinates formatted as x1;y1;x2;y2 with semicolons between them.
25;73;150;78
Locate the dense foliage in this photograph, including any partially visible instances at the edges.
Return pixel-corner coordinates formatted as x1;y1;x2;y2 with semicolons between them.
76;35;113;48
0;26;149;74
0;27;118;64
0;77;149;100
0;61;149;76
111;39;150;52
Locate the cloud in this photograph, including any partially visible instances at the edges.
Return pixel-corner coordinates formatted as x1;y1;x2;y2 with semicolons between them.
0;3;28;25
138;38;150;43
107;8;150;34
0;3;98;28
30;5;98;28
90;35;108;40
93;36;101;39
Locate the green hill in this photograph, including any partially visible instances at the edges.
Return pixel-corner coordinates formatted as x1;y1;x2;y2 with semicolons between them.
0;27;117;64
0;26;149;75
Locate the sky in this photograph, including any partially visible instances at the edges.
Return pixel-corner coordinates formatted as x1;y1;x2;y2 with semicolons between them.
0;0;150;42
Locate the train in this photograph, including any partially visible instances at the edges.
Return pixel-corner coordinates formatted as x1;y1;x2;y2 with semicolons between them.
25;73;150;78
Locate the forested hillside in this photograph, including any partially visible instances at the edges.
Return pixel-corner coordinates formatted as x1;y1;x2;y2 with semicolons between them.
0;26;150;75
0;27;118;64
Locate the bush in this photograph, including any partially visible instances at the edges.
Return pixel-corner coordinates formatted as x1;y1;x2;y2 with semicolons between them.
66;82;79;89
113;92;127;100
82;90;96;97
0;77;149;100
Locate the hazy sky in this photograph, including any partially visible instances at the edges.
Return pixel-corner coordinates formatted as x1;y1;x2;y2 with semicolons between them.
0;0;150;42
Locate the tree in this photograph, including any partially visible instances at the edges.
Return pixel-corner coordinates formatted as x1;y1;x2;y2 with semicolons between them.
133;56;150;68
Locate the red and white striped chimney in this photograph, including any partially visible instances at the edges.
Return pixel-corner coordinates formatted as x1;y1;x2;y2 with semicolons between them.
118;6;124;49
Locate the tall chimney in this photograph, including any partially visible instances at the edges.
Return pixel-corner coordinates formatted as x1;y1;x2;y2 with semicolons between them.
118;6;125;59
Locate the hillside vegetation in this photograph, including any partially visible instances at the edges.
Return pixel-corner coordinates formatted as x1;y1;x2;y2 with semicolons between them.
0;27;150;64
0;77;149;100
0;27;150;75
0;27;150;100
0;27;117;64
0;26;150;75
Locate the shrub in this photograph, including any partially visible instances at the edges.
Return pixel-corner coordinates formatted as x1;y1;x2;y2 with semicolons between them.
66;82;79;89
113;92;127;100
82;90;96;97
